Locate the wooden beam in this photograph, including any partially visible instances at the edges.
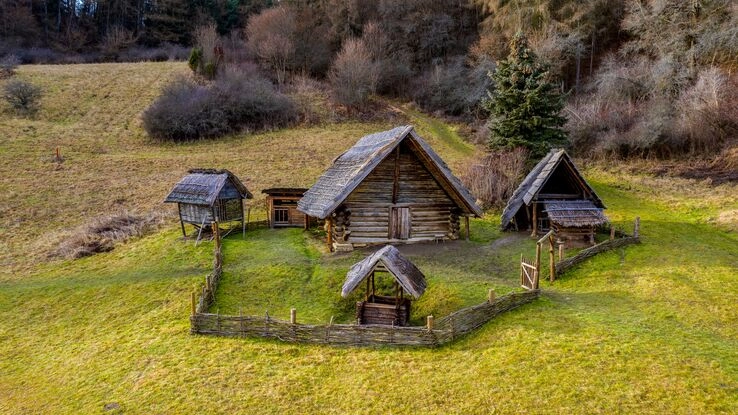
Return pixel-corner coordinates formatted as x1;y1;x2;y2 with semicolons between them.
326;217;333;251
464;216;470;240
392;146;400;204
531;203;538;237
549;234;555;282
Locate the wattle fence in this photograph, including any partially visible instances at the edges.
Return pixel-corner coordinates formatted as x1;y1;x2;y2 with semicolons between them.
190;290;539;347
188;218;642;347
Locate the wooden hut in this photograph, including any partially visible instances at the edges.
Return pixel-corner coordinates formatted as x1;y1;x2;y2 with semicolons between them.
164;169;252;238
500;149;608;244
297;125;482;251
342;245;427;326
262;188;309;228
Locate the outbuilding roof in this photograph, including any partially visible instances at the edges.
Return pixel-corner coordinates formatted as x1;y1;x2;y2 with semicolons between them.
164;169;252;206
297;125;482;219
500;149;604;228
341;245;427;299
543;200;608;228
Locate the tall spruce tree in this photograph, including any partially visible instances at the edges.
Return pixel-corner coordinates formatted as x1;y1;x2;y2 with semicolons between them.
484;32;567;158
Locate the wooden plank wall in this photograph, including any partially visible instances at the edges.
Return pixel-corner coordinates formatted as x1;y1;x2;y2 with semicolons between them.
343;142;456;243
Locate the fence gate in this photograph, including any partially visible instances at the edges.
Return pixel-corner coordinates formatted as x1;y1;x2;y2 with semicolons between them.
520;254;539;290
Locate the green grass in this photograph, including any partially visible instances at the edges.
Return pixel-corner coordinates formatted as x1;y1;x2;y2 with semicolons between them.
1;63;737;414
211;219;530;325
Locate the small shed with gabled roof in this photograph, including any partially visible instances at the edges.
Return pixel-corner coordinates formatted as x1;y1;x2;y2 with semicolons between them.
262;188;309;228
164;169;252;237
501;149;607;244
298;125;483;251
342;245;427;326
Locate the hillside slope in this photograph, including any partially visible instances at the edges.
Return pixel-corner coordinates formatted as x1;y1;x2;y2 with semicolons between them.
0;63;736;414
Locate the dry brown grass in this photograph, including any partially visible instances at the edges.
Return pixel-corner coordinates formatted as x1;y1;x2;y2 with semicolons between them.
51;211;167;259
0;62;474;275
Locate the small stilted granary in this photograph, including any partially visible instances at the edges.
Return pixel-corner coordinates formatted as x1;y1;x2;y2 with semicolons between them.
501;149;608;244
164;169;252;239
342;245;427;326
298;125;483;251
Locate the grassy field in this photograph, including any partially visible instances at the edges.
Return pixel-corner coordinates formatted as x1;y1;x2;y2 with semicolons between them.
1;63;737;414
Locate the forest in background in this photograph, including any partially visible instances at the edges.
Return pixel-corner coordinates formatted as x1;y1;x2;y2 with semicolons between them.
3;0;737;162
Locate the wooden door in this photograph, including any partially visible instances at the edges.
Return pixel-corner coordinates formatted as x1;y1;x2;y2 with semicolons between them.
389;207;411;240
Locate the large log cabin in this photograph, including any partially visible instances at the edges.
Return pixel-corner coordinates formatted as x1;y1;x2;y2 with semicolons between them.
297;126;482;251
501;149;608;245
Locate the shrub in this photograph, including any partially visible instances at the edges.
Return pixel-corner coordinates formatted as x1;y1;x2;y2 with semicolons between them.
0;54;20;78
329;38;378;109
142;77;229;141
214;68;298;131
142;71;297;141
3;79;42;114
460;148;528;209
414;56;495;118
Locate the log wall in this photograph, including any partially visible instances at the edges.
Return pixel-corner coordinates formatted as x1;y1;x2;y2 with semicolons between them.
342;142;457;244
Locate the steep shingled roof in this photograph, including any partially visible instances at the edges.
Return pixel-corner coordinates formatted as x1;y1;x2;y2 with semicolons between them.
297;125;482;219
341;245;427;299
500;149;604;229
164;169;252;206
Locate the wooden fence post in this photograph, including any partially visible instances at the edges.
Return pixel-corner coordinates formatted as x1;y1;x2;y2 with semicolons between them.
191;290;196;315
558;243;564;261
290;308;297;324
426;315;434;331
519;253;524;286
488;288;496;303
610;226;615;240
634;217;640;238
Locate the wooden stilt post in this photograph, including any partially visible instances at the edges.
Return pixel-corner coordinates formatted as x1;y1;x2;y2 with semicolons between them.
426;315;434;331
549;234;555;282
464;216;470;240
488;288;496;303
531;202;538;237
178;205;187;238
634;216;640;238
558;243;564;261
610;226;615;241
534;242;541;288
304;213;309;230
290;308;297;324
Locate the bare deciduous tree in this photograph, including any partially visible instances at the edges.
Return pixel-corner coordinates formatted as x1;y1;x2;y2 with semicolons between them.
329;38;378;108
246;6;296;85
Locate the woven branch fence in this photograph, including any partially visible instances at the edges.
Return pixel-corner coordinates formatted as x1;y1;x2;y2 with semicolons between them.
191;290;539;347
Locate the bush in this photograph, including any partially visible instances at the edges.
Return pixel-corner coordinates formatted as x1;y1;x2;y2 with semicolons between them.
329;38;378;109
0;54;20;78
142;71;297;141
414;56;495;118
3;79;42;114
460;148;529;209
